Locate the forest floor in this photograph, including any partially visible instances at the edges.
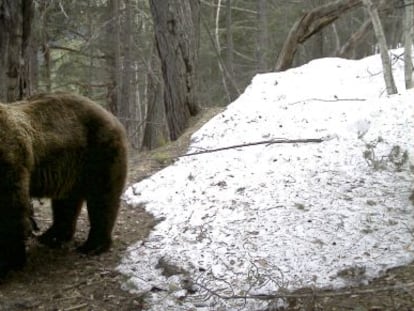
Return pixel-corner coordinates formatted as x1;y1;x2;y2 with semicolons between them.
0;107;414;311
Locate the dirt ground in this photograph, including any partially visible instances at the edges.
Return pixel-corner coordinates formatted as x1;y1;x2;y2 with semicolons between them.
1;107;414;311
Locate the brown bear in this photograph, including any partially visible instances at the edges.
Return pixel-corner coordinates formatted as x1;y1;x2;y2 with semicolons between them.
0;92;128;277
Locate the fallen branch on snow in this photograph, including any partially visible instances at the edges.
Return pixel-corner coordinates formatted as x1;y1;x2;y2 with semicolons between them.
289;97;367;105
179;138;325;158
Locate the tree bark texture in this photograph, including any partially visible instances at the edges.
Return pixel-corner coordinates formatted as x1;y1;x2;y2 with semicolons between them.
0;0;34;101
149;0;200;141
275;0;363;71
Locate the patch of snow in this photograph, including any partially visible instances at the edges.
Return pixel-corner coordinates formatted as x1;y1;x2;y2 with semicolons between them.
118;50;414;310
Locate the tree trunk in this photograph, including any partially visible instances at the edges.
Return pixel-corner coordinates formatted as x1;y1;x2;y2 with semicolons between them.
403;0;413;89
225;0;238;100
120;0;141;148
337;19;372;58
214;0;231;102
105;0;122;115
42;43;52;91
112;0;122;114
274;0;363;71
201;7;240;103
149;0;200;141
256;0;268;72
311;0;325;60
362;0;397;95
225;0;234;80
0;0;34;101
142;47;168;150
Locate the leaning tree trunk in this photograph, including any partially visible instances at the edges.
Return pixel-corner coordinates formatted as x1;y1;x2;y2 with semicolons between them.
0;0;34;101
275;0;363;71
149;0;200;141
362;0;397;95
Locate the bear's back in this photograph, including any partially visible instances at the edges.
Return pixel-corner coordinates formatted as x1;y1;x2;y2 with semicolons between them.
2;93;127;198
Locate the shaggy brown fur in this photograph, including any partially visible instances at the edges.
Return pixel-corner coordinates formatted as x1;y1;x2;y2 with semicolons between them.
0;93;127;277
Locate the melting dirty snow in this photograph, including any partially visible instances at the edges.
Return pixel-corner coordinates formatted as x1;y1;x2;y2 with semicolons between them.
118;49;414;310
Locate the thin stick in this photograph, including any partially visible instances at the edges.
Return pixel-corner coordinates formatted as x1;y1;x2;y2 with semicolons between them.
289;97;367;105
64;303;88;311
179;138;324;158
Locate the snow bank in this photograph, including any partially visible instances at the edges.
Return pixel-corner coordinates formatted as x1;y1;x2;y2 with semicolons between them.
118;50;414;310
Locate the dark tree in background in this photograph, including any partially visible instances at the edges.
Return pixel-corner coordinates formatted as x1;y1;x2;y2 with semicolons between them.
142;44;168;150
256;0;269;72
0;0;34;101
148;0;200;141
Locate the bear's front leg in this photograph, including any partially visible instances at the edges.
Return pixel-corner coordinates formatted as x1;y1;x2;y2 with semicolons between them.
38;197;83;248
0;237;26;278
0;169;32;277
0;205;28;277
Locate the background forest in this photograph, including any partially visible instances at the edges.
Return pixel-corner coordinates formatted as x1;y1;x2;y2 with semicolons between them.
0;0;411;149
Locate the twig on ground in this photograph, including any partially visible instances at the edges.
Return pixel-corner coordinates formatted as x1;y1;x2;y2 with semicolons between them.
289;97;367;105
180;138;325;158
63;303;88;311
